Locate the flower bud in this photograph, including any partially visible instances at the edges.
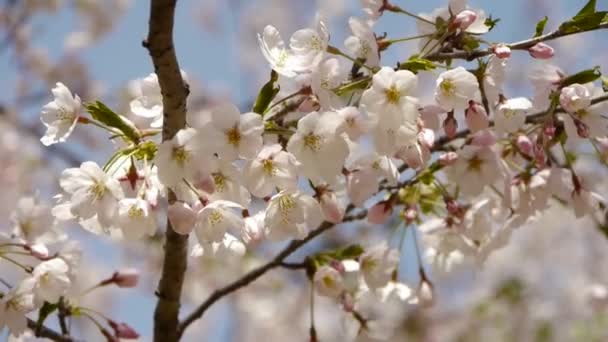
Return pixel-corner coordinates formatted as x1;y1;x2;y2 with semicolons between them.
168;202;197;235
465;101;489;133
112;268;140;288
560;84;591;113
108;320;140;339
492;43;511;59
320;192;344;224
453;10;477;30
516;135;533;157
368;201;392;224
529;42;554;59
402;207;417;223
443;114;458;138
313;265;344;298
438;151;458;166
28;243;49;259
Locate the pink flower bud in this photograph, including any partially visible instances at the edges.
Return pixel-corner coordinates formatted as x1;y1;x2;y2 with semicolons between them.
443;115;458;138
453;10;477;30
168;202;197;235
438;151;458;165
28;243;49;259
471;130;496;146
544;122;556;139
329;259;345;273
516;135;533;157
529;43;554;59
108;320;140;339
368;202;392;224
320;192;344;224
112;268;140;288
534;143;546;168
492;43;511;58
465;101;489;133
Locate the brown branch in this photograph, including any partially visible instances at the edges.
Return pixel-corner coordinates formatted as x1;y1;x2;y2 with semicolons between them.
426;23;608;61
26;317;75;342
177;208;368;338
143;0;190;341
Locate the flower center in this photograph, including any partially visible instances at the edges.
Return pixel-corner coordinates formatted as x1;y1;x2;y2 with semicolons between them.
57;107;75;122
322;276;335;288
440;79;455;96
128;205;145;219
303;133;322;152
208;210;223;226
213;173;227;192
385;85;401;104
309;35;323;51
276;50;289;67
173;146;190;166
467;155;483;172
89;181;106;200
226;126;241;146
262;159;275;176
502;109;517;119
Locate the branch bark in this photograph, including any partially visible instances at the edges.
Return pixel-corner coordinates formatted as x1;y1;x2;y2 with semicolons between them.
27;318;75;342
143;0;189;341
426;22;608;61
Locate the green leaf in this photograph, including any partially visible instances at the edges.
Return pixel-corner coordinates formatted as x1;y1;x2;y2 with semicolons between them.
254;70;280;115
576;0;596;17
560;11;607;33
334;244;364;260
35;302;59;334
561;66;602;87
484;15;501;31
461;35;480;52
85;101;140;143
534;16;548;37
399;55;436;74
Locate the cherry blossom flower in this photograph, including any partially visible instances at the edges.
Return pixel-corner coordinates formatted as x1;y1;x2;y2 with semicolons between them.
347;154;399;207
344;17;379;67
311;58;349;109
287;111;349;185
560;85;608;140
289;19;329;72
264;190;322;240
30;258;71;304
10;196;64;244
559;83;592;114
494;97;533;135
314;265;345;298
258;25;299;77
192;233;247;259
116;198;157;239
361;67;419;128
448;145;502;197
129;73;163;128
195;200;244;244
154;128;201;187
243;144;299;198
359;243;399;289
40;82;81;146
0;278;36;337
435;67;479;111
198;103;264;161
58;161;124;228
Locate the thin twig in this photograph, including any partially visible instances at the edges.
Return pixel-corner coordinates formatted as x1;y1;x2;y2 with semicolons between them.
426;23;608;61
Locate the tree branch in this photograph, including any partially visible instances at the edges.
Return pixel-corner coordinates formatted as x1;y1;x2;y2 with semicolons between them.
143;0;190;341
27;318;75;342
177;208;368;338
426;23;608;61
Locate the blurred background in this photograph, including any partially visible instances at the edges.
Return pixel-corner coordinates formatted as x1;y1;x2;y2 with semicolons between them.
1;0;608;341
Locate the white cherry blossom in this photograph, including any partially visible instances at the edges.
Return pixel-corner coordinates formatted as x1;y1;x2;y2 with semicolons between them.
10;196;64;244
116;198;157;239
243;144;299;198
435;66;479;111
258;25;299;77
129;73;163;128
289;20;329;73
314;265;345;298
30;258;71;304
0;278;36;337
58;161;124;228
287;111;349;185
344;17;379;67
264;190;322;241
311;57;349;109
195;200;244;244
494;97;533;135
154;128;201;187
359;243;400;289
40;82;81;146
